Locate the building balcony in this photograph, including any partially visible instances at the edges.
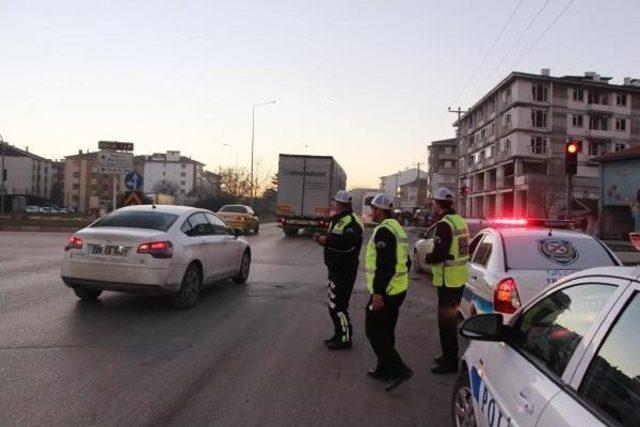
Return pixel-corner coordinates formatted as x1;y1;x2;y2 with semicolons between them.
585;103;612;113
497;175;514;189
438;152;458;161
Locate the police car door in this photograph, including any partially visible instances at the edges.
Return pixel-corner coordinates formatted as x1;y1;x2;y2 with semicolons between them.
470;280;620;427
537;277;635;426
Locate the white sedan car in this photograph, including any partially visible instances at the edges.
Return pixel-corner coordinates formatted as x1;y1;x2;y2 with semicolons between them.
61;205;251;309
454;263;640;427
460;226;621;322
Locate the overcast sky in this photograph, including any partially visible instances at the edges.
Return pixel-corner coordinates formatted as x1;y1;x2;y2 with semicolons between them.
1;0;639;188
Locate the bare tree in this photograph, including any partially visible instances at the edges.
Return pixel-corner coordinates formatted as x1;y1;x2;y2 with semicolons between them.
218;167;253;200
527;180;566;218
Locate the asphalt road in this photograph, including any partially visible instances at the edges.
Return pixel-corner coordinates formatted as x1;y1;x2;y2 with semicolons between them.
0;224;457;426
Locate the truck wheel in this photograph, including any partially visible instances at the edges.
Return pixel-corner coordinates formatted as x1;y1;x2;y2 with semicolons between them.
74;287;102;301
283;228;298;237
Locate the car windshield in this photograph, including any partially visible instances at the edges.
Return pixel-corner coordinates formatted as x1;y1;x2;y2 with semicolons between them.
220;205;247;213
503;234;618;270
91;211;178;232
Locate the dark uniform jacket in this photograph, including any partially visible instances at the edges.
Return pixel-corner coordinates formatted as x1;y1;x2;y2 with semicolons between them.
324;210;363;272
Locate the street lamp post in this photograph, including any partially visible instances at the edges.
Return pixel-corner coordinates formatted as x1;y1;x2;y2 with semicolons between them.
251;100;276;200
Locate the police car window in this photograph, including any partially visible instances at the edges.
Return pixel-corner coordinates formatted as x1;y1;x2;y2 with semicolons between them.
469;234;484;257
204;212;229;235
511;284;616;378
472;234;493;267
579;292;640;426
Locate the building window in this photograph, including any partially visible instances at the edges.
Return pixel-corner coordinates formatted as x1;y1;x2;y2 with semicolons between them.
444;146;453;154
588;91;609;105
532;83;548;101
588;141;600;156
72;183;80;190
503;114;511;129
180;180;186;186
614;143;627;152
615;118;627;131
502;139;511;152
180;189;186;194
616;93;627;106
180;172;186;177
467;156;474;167
530;136;547;154
73;172;80;178
531;110;547;128
478;106;484;122
572;114;584;127
444;160;453;169
589;115;609;131
181;164;187;169
503;88;512;103
573;89;584;102
487;145;495;158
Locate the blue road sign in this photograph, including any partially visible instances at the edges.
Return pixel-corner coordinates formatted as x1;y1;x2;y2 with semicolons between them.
125;172;143;191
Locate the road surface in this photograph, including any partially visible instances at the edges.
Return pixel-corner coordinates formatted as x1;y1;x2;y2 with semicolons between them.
0;224;456;426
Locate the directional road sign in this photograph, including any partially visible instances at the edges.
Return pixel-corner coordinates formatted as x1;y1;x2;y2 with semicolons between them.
98;151;133;175
125;171;143;191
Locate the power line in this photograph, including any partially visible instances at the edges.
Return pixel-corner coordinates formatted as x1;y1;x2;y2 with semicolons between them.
472;0;552;100
512;0;576;68
454;0;525;105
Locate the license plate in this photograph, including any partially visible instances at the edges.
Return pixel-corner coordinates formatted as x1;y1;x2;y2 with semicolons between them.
91;245;129;256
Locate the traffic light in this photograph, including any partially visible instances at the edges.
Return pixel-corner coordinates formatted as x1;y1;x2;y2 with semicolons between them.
565;141;581;175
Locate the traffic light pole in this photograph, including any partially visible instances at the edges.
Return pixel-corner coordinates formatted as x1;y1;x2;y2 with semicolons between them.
565;174;572;220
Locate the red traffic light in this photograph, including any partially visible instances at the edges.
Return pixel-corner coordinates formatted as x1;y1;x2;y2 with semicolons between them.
567;142;579;154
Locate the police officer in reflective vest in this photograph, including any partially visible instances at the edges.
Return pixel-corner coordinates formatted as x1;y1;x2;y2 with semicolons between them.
425;187;470;374
364;194;413;391
314;190;363;350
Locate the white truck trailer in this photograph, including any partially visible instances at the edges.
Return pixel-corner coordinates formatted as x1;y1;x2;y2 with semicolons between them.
276;154;346;237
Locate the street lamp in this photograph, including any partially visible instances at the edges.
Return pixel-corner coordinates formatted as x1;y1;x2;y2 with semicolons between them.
222;143;239;169
251;100;276;199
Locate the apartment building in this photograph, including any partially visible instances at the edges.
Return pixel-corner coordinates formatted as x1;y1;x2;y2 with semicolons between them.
0;143;56;199
426;138;458;201
455;70;640;219
379;168;428;208
136;151;204;204
63;151;126;212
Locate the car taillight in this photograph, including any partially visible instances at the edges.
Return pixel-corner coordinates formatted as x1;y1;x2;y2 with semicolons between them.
494;278;521;314
630;232;640;252
65;235;83;251
137;241;173;258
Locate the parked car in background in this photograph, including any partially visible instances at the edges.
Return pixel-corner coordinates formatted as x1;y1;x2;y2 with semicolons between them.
454;260;640;427
413;208;433;228
61;205;252;309
25;206;40;214
216;204;260;234
38;207;52;214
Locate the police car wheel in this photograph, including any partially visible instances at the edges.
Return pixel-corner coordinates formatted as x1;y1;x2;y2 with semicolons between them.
452;368;476;427
73;287;102;301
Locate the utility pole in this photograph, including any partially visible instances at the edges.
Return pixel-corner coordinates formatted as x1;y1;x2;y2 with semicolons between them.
447;106;468;121
250;100;276;201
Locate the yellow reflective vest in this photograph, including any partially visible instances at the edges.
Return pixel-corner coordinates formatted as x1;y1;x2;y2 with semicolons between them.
365;218;409;295
431;214;470;288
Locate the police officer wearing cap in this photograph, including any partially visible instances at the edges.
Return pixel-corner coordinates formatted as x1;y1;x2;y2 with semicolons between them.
364;194;413;391
314;190;363;350
425;187;470;374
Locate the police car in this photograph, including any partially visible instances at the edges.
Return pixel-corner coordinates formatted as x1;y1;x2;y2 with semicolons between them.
453;230;640;427
460;219;621;322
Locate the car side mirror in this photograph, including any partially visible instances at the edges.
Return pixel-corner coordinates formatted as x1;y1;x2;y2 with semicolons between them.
233;228;242;238
459;314;510;342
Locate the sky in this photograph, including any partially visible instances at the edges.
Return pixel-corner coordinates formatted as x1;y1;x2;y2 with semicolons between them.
1;0;639;189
